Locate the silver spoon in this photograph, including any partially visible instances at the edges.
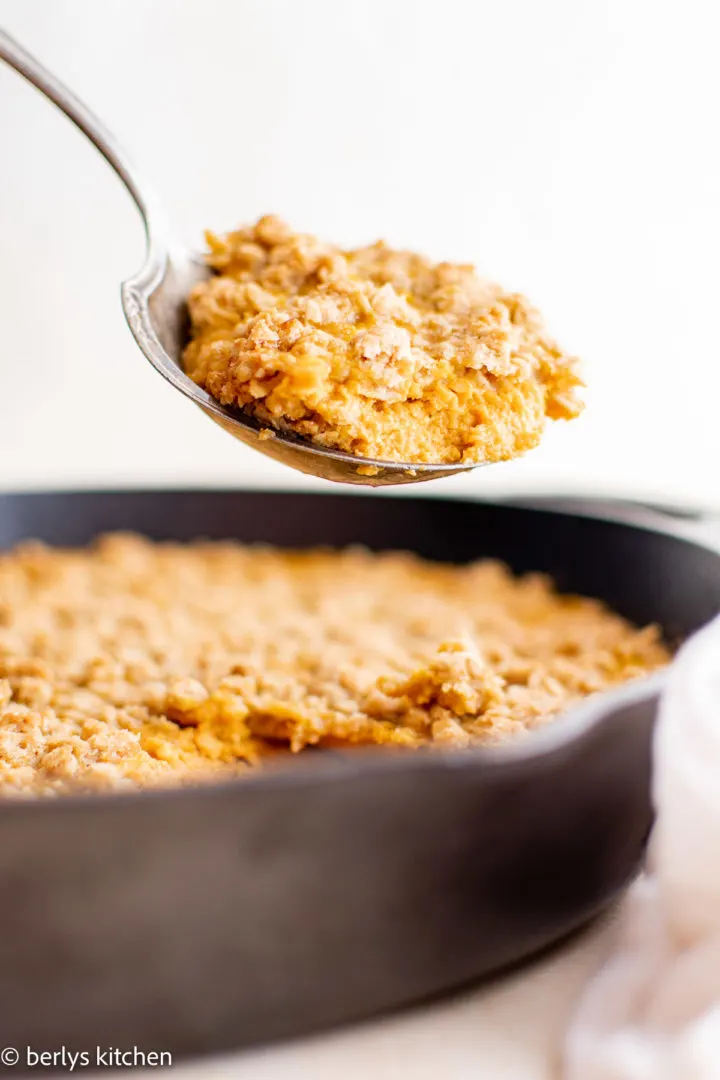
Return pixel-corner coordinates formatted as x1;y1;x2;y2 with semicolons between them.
0;30;480;487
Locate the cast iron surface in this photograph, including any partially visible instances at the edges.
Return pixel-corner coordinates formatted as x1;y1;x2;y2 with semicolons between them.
0;490;719;1066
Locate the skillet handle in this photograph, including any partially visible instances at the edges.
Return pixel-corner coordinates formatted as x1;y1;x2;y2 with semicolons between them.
499;496;720;553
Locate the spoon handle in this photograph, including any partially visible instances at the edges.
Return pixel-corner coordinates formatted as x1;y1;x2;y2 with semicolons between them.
0;28;165;250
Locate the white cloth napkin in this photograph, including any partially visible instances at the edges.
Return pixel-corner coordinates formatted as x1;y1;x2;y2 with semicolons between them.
564;615;720;1080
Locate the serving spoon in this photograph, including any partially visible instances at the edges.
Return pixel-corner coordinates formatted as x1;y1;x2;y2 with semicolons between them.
0;29;482;487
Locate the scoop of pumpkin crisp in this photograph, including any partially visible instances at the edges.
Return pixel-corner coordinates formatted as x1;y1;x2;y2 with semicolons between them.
183;216;583;465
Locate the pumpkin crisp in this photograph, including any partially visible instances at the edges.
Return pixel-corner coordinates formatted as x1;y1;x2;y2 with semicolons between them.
183;216;584;465
0;535;667;797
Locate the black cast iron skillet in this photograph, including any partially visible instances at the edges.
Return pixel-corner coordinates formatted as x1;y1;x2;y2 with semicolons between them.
0;490;719;1066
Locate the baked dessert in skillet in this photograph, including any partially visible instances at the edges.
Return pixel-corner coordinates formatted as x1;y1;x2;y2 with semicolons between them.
0;534;668;796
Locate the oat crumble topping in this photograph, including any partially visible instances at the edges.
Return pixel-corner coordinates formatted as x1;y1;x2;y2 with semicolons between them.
183;216;584;465
0;535;667;797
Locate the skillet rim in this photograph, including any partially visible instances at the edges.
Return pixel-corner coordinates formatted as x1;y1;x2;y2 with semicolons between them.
0;488;715;813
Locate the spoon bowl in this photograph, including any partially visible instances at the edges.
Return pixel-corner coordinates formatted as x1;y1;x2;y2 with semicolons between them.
0;30;478;487
122;248;475;486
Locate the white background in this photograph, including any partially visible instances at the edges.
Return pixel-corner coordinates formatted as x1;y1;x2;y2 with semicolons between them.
0;0;718;507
